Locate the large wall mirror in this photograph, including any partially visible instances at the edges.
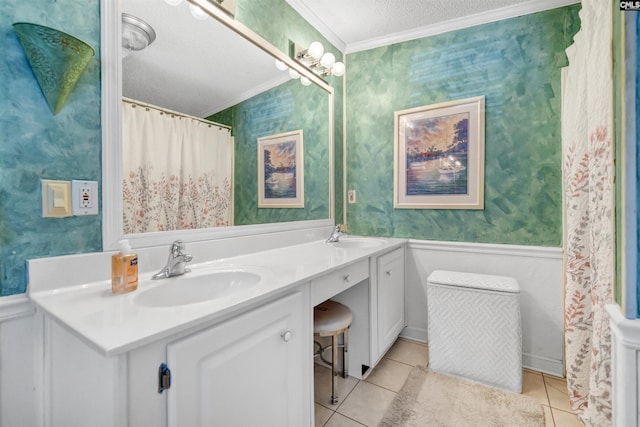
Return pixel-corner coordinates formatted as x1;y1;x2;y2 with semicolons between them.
101;0;334;250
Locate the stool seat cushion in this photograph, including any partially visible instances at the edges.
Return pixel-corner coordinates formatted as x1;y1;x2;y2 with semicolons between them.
314;300;353;334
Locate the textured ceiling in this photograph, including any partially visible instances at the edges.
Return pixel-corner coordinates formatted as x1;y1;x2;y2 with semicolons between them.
286;0;577;52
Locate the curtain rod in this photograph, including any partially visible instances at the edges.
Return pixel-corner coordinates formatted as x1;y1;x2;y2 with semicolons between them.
122;97;232;131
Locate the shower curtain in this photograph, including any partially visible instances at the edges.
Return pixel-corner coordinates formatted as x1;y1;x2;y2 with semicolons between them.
122;100;233;234
561;1;614;425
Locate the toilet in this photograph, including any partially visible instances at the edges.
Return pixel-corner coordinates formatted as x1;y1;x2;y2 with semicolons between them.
425;270;522;393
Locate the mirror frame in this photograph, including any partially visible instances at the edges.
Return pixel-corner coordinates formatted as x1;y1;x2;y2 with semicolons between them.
101;0;334;250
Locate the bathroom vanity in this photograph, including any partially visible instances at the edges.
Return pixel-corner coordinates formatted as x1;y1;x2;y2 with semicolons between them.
28;235;406;427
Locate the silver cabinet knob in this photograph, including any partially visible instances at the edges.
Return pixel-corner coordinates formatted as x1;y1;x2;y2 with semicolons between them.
386;270;392;276
281;331;292;342
343;274;351;282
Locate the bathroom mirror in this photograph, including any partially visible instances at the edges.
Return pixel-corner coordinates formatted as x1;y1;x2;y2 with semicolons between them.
102;0;334;249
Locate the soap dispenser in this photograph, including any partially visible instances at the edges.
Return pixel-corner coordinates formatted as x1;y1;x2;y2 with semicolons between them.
112;239;138;294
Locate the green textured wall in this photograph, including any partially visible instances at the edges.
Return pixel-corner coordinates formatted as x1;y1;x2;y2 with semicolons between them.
211;79;330;225
345;6;580;246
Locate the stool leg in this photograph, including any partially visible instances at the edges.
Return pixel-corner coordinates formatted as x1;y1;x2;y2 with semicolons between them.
331;334;339;405
342;329;349;378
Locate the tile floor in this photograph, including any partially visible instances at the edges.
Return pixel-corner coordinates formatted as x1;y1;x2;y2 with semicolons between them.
314;338;584;427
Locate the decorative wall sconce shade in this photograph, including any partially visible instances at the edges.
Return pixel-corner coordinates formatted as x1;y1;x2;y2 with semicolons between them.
13;23;95;115
122;13;156;57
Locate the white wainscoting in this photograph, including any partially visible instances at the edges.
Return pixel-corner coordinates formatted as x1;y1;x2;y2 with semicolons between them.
402;239;564;376
0;294;38;427
607;304;640;427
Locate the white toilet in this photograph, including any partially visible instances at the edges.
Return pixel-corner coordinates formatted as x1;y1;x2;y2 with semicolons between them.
425;270;522;393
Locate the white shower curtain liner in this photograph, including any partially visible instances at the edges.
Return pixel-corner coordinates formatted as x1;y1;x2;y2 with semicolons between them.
561;1;614;425
122;99;233;234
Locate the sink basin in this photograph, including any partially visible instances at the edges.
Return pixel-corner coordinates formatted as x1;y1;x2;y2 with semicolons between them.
330;237;386;249
134;268;263;308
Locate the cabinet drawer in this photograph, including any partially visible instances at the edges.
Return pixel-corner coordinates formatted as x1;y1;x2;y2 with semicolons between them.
310;259;369;306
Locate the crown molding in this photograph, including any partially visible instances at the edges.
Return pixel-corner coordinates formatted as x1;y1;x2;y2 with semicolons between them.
285;0;347;52
343;0;580;54
286;0;579;55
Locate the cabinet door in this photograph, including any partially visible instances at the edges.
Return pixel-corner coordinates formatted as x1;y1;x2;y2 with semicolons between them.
166;292;309;427
376;247;405;355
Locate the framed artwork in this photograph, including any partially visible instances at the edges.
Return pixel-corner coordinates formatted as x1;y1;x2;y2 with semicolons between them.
257;130;304;208
393;96;485;209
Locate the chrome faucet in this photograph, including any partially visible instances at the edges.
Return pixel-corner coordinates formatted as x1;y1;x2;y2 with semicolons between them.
326;224;345;243
152;240;193;280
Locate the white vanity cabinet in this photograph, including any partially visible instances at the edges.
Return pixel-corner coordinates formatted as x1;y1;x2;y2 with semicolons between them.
31;238;408;427
372;247;406;364
43;290;311;427
165;291;310;427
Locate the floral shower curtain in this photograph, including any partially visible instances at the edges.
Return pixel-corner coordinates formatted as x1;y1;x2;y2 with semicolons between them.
561;0;614;425
122;99;233;234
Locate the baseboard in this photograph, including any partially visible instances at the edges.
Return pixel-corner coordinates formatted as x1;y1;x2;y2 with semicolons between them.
400;326;427;343
523;353;564;377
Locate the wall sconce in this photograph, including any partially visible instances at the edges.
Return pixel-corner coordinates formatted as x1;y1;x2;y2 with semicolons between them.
275;40;345;84
13;23;95;115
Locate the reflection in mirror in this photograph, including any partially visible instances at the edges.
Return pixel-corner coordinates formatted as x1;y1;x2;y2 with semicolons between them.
117;0;332;239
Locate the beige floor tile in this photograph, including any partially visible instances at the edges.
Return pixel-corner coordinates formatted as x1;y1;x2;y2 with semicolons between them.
337;381;397;426
551;408;585;427
522;370;550;406
324;412;367;427
315;403;334;427
365;357;413;392
384;338;428;367
524;367;544;376
544;375;573;413
315;365;359;409
542;405;554;427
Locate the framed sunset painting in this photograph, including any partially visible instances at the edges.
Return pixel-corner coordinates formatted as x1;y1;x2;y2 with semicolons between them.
393;96;485;209
257;130;304;208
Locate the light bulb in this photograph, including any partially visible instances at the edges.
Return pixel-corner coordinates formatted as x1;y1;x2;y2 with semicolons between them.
288;68;300;79
300;76;311;86
307;41;324;60
331;62;345;76
164;0;183;5
275;59;288;71
189;3;208;20
320;52;335;68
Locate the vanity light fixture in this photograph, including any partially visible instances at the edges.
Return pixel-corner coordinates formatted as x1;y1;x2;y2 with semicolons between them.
121;13;156;58
275;40;345;85
164;0;236;17
296;41;345;77
189;3;209;20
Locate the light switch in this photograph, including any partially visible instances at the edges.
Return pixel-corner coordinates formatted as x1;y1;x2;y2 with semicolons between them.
41;179;72;218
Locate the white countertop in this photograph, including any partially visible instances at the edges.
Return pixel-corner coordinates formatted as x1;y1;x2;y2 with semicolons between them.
29;236;405;356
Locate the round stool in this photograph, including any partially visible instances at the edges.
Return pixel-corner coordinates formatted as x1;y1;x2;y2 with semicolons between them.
314;300;353;405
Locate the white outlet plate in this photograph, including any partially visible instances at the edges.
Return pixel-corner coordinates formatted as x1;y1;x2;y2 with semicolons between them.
71;180;99;215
